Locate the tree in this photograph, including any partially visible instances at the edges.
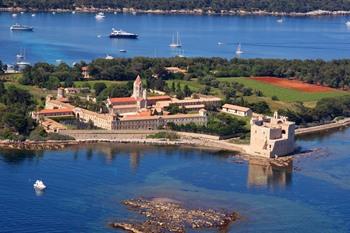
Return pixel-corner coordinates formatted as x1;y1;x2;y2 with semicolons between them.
93;82;107;96
183;84;192;97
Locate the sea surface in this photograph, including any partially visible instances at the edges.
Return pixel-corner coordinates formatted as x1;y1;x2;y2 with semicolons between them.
1;12;350;64
1;128;350;232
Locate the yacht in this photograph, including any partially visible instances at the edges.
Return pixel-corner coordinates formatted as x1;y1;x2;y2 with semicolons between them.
72;11;76;14
119;49;127;53
33;180;46;191
31;13;36;17
12;13;17;17
95;12;105;20
109;28;138;39
277;18;284;23
10;23;34;31
169;32;182;48
105;54;114;60
236;43;243;55
346;21;350;27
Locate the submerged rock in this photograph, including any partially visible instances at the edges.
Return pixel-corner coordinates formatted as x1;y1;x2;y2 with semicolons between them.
111;197;239;232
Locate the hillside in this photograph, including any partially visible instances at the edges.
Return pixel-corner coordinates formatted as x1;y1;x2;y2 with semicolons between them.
1;0;350;13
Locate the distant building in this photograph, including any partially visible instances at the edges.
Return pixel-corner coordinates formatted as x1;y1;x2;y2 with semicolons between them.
81;66;90;79
249;112;295;158
34;108;74;118
165;66;187;74
221;104;252;117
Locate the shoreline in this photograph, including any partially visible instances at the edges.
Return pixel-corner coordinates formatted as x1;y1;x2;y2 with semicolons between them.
0;118;349;151
1;7;350;17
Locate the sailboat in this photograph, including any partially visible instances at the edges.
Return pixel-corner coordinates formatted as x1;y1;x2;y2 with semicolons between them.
236;43;243;55
169;32;182;48
177;49;185;58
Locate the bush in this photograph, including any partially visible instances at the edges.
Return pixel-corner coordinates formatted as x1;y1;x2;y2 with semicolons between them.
147;131;179;140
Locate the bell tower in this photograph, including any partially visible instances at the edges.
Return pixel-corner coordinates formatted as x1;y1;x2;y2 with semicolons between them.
132;75;143;98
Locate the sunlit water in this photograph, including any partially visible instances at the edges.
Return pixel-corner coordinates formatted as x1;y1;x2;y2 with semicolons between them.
1;12;350;64
1;127;350;232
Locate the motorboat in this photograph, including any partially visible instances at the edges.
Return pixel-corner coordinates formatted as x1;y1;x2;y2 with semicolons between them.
109;28;138;39
95;12;105;20
12;13;17;17
33;180;46;191
277;18;284;23
31;13;36;17
10;23;34;31
119;49;127;53
105;54;114;59
346;21;350;27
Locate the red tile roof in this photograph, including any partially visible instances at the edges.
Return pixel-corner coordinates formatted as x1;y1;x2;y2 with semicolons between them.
38;108;74;114
109;97;137;104
147;95;172;101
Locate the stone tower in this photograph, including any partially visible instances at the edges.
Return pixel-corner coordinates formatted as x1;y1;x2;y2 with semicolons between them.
132;75;143;98
57;87;64;99
249;112;295;158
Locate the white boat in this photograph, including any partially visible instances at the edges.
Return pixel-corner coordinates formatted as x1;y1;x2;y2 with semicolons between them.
72;11;76;14
169;32;182;48
114;11;117;15
105;54;114;59
12;13;17;17
33;180;46;191
217;42;223;45
277;18;284;23
346;21;350;27
31;13;36;17
119;49;127;53
236;43;243;55
95;12;105;20
20;11;24;14
52;11;56;15
97;34;102;38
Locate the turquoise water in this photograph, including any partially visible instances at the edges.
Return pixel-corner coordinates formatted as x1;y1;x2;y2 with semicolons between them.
1;128;350;232
1;12;350;64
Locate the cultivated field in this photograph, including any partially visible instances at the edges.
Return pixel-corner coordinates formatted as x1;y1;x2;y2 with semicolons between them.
220;77;349;102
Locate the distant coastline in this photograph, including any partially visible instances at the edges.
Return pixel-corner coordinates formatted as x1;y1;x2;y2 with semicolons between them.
1;7;350;17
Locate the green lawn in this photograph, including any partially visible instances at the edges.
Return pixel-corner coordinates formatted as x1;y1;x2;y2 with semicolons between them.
166;79;222;97
218;77;349;103
74;80;127;88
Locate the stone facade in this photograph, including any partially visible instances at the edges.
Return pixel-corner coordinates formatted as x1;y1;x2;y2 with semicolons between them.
249;112;295;158
114;109;208;130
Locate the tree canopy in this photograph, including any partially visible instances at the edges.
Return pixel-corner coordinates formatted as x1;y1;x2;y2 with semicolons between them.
2;0;350;13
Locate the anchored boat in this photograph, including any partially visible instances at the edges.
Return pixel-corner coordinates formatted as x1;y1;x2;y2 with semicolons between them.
10;23;34;31
109;28;138;39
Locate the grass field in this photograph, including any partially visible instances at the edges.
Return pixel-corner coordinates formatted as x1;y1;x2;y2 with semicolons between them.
218;77;349;103
166;79;222;97
74;80;127;88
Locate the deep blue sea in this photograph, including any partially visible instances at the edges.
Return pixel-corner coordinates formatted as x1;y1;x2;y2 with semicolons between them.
1;128;350;232
1;12;350;64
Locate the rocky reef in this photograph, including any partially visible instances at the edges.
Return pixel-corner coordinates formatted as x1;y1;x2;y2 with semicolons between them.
111;198;239;232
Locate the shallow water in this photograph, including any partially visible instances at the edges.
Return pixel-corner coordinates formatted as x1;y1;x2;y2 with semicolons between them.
1;128;350;232
1;12;350;64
